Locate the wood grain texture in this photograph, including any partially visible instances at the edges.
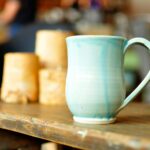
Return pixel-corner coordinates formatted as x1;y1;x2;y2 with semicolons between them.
0;102;149;150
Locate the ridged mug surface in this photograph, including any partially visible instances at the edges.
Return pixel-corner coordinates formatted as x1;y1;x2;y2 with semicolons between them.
66;36;126;123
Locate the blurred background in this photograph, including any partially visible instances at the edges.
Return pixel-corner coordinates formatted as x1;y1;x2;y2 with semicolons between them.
0;0;149;103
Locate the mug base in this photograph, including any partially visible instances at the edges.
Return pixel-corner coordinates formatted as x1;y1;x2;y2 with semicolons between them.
73;116;116;124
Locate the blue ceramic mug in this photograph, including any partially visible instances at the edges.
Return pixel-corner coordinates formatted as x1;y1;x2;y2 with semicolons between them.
66;36;150;124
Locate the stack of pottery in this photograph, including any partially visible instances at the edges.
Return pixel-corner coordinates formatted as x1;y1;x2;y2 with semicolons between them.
0;30;72;104
35;30;72;105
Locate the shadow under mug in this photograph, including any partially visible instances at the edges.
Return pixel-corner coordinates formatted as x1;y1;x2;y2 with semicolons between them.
66;35;150;124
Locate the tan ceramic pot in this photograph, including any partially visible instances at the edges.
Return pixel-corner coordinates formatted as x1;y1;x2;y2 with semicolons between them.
1;53;39;103
39;68;66;105
35;30;73;69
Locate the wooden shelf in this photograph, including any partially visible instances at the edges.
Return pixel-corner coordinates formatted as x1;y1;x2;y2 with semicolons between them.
0;102;149;149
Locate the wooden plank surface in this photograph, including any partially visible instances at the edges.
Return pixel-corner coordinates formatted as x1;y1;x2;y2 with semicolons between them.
0;102;149;150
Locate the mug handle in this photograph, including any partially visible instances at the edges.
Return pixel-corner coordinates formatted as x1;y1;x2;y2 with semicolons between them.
116;38;150;114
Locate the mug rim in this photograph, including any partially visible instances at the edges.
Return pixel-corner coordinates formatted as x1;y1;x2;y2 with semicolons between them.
67;35;127;40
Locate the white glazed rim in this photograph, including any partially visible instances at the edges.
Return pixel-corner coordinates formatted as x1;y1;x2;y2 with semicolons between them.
73;116;116;124
67;35;127;40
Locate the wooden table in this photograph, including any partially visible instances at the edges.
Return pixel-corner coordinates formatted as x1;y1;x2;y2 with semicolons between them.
0;102;149;150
